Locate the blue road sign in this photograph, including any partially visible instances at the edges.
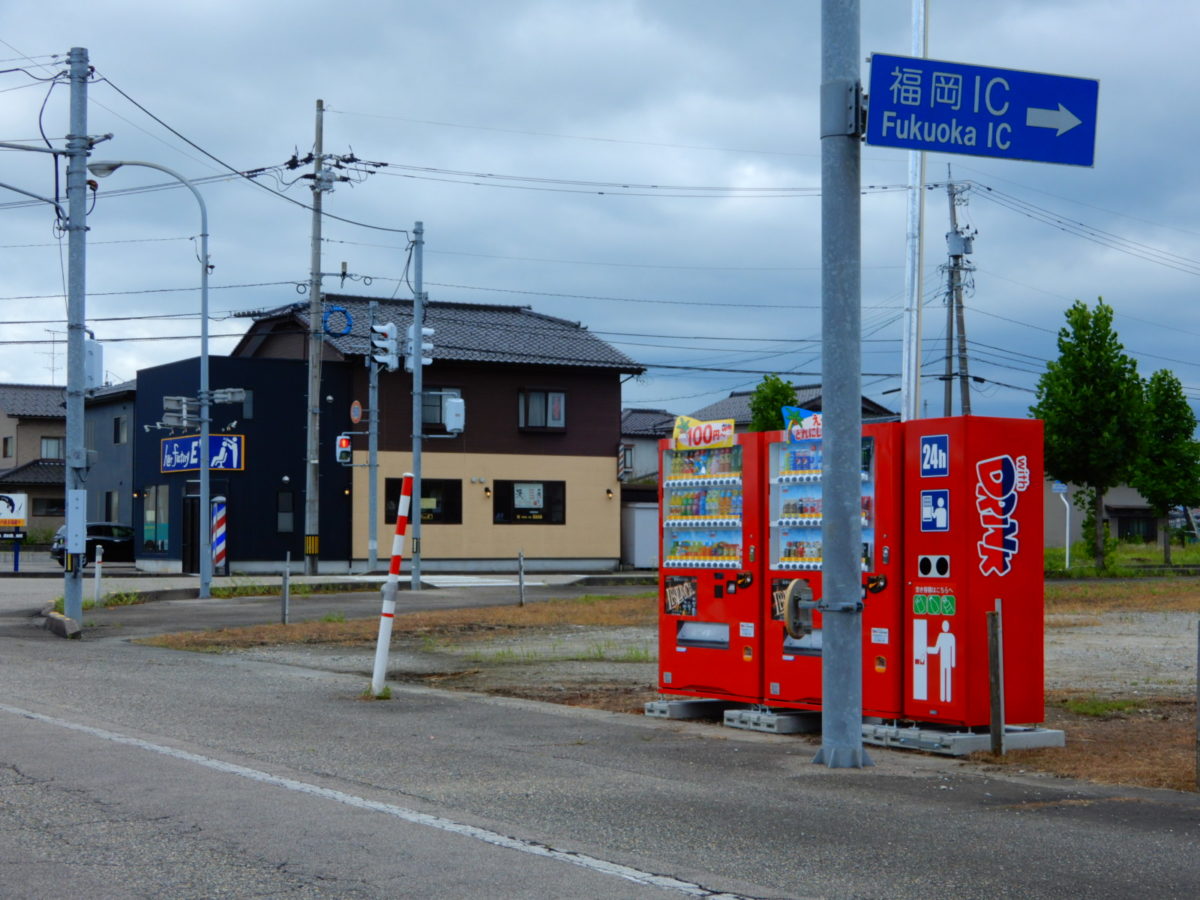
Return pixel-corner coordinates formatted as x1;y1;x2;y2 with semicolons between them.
866;53;1098;167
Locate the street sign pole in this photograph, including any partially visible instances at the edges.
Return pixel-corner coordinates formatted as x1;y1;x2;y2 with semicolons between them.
866;53;1099;167
816;0;871;769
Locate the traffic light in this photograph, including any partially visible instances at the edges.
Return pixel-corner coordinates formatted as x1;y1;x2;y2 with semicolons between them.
404;323;434;372
370;322;399;371
335;433;353;465
161;395;194;429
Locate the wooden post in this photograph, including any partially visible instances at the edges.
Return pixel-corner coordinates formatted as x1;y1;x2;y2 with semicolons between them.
988;604;1006;756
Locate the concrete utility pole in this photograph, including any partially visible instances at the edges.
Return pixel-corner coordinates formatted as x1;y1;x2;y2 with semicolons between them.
948;182;973;416
304;100;326;575
409;222;425;591
63;46;90;623
942;180;973;416
368;299;379;573
817;0;870;767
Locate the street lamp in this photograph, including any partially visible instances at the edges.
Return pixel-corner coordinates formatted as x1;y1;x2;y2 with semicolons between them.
88;160;213;599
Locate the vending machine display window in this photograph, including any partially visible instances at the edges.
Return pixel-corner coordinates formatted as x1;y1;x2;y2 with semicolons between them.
767;437;873;572
661;444;744;569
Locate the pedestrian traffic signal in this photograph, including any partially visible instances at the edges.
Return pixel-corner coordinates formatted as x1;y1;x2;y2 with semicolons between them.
335;433;353;465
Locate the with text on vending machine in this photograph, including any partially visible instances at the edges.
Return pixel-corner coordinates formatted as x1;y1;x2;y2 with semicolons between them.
904;416;1044;727
759;414;905;717
657;423;763;702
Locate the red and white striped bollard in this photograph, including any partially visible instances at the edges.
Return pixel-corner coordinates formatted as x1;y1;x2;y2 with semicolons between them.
371;473;413;696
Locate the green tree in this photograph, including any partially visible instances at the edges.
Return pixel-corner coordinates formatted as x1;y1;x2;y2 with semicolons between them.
1030;299;1143;569
1130;369;1200;565
748;374;797;432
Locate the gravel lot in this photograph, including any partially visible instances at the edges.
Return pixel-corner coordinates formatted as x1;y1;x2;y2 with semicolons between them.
1044;610;1198;698
239;610;1199;705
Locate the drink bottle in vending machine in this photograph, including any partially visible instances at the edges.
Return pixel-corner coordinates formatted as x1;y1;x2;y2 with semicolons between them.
903;417;1044;727
658;432;763;702
759;421;905;717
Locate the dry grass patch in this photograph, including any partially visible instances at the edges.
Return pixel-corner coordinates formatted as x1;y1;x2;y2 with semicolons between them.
974;692;1197;793
1045;614;1104;629
1045;579;1200;615
137;592;657;653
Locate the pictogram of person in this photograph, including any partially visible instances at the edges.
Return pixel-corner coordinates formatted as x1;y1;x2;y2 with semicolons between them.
926;620;957;702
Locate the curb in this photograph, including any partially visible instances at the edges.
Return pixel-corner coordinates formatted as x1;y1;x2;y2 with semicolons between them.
43;611;81;639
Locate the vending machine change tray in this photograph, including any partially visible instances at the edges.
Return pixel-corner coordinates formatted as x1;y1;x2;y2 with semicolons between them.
675;621;731;649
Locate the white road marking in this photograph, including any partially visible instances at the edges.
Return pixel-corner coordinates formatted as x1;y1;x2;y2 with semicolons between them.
0;703;747;899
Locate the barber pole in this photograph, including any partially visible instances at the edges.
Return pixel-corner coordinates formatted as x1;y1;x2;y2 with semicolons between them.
372;473;413;696
211;495;227;575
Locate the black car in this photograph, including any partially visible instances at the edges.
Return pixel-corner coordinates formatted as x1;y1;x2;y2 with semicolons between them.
50;522;136;566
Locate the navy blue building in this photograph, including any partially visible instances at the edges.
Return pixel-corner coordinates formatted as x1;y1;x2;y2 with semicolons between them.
131;356;353;574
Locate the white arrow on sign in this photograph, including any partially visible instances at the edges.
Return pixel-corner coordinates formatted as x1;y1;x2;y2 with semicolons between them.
1025;102;1082;136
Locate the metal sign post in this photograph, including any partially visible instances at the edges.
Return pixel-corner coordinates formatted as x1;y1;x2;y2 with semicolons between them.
816;0;870;768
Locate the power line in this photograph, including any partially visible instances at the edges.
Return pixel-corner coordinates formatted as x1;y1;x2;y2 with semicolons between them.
325;105;810;158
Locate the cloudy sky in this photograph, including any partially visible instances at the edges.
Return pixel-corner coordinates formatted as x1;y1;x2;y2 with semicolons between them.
1;1;1196;423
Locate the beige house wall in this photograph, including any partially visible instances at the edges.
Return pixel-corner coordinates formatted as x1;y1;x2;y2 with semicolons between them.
350;451;620;561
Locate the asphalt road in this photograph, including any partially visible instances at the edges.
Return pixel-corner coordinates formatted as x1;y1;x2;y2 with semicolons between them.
2;574;1198;898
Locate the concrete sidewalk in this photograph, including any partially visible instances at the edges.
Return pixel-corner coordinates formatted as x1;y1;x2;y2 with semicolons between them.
0;556;653;619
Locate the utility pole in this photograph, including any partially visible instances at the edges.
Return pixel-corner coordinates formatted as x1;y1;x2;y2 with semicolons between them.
303;99;326;575
63;46;90;622
943;180;974;416
949;183;973;415
409;222;425;591
367;299;379;573
817;0;870;768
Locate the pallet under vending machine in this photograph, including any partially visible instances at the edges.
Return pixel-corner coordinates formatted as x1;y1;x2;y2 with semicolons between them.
903;416;1045;727
658;425;763;702
759;414;906;716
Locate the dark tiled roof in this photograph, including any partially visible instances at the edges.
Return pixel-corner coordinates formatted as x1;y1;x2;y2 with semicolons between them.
621;408;676;437
0;384;66;419
89;379;137;401
689;385;894;426
239;295;643;373
0;458;65;485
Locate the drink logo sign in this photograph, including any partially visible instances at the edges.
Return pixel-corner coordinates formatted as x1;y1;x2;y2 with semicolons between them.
672;415;735;450
919;434;949;477
975;453;1030;575
782;406;822;443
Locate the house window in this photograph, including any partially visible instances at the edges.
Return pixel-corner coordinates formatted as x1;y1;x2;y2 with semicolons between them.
113;415;128;445
518;390;566;430
618;443;634;481
385;478;462;525
422;388;462;429
1;436;11;458
143;484;169;552
32;496;66;517
40;436;65;459
104;491;119;522
276;490;294;533
492;480;566;525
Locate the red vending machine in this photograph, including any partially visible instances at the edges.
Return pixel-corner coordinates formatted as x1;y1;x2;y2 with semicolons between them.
903;416;1044;727
658;431;763;702
759;417;906;717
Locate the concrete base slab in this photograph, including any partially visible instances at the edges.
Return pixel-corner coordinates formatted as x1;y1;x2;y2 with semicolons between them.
861;722;1066;756
644;698;733;720
724;708;821;734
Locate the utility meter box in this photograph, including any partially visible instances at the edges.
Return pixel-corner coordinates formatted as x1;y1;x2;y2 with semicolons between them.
443;397;466;434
